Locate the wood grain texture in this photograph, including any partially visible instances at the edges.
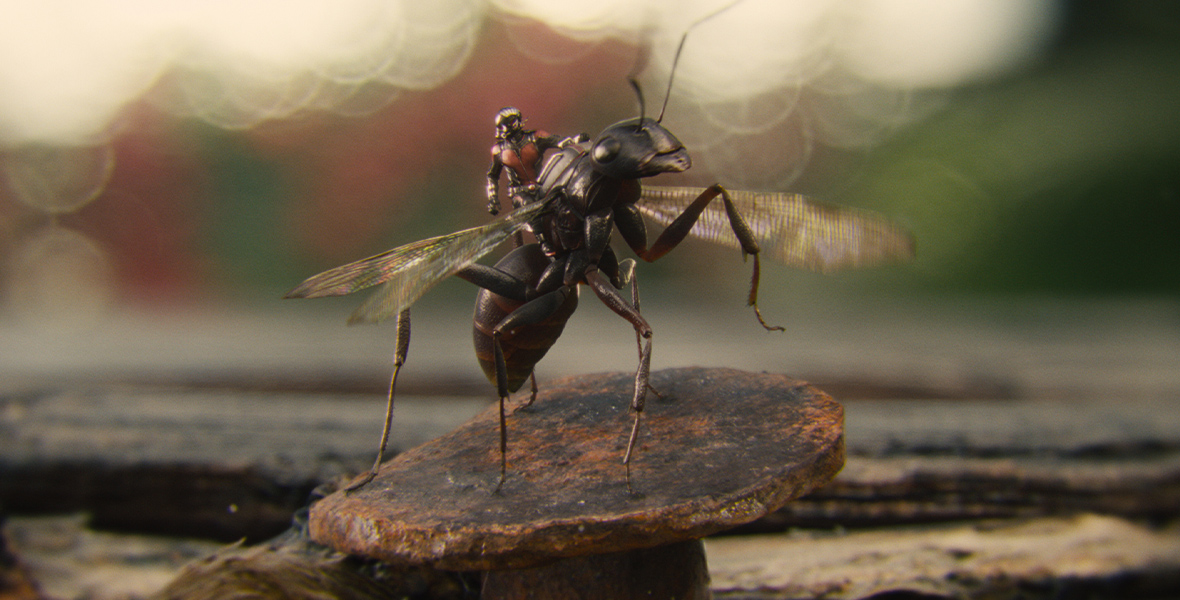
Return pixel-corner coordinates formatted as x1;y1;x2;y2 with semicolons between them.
2;300;1177;597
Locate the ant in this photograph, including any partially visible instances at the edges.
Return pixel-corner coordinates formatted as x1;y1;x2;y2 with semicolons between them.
286;7;914;494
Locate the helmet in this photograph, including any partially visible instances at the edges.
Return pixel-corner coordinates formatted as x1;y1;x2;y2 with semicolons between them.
495;107;523;136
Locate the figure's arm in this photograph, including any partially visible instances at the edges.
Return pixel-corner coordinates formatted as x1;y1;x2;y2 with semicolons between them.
486;147;503;215
535;130;562;153
559;133;589;149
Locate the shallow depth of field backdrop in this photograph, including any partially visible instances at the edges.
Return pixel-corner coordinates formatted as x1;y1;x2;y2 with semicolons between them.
0;0;1176;383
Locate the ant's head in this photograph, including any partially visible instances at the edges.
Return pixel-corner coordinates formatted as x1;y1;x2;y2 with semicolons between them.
590;1;743;179
589;117;690;178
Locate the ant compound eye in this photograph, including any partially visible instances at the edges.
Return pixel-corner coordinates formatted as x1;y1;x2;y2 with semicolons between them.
592;137;621;163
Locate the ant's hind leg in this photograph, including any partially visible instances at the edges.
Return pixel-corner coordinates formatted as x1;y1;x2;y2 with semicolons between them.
491;335;509;493
346;308;411;492
488;286;576;492
522;372;539;408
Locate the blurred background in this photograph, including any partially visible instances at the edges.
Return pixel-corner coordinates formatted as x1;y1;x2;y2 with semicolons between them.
5;3;1180;594
0;0;1177;388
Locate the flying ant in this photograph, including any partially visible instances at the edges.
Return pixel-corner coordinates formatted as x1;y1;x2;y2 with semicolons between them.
286;8;914;494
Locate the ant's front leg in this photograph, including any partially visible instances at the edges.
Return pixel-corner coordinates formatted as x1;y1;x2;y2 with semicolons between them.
598;247;643;353
585;269;652;494
613;258;643;356
599;241;660;400
611;258;662;400
631;185;785;331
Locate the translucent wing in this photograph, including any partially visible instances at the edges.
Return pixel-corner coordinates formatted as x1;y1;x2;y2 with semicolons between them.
286;200;548;324
638;186;914;272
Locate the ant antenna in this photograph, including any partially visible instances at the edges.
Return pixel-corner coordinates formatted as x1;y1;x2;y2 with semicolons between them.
625;0;744;126
626;22;654;130
656;0;745;123
629;77;646;130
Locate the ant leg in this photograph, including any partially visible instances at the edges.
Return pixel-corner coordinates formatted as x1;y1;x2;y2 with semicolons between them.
615;258;639;308
460;259;569;304
601;250;645;359
642;184;785;332
509;193;533;248
745;247;780;332
614;258;661;399
488;286;576;492
492;336;509;493
585;270;652;493
346;308;411;492
614;259;645;356
523;372;539;407
455;264;528;302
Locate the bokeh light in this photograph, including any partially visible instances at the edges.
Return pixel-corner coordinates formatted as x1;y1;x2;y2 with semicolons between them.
0;0;1058;148
5;225;115;328
2;144;115;214
0;0;486;147
837;0;1061;87
0;0;1080;324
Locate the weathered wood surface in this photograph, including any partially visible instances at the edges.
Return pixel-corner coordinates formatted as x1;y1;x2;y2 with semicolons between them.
3;379;1176;539
707;514;1180;599
8;512;1179;600
0;387;488;541
3;514;222;600
1;299;1178;597
0;517;42;600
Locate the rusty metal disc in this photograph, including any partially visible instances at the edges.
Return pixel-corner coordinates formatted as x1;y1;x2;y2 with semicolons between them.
309;367;844;570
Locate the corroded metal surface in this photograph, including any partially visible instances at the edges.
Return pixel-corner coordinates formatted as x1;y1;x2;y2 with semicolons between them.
309;367;844;570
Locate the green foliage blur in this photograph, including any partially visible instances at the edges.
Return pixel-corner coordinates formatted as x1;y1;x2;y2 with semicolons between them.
841;1;1180;295
135;1;1180;305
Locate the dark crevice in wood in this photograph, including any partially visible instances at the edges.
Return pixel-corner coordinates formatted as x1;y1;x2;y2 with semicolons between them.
0;462;318;543
725;470;1180;533
864;439;1180;460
